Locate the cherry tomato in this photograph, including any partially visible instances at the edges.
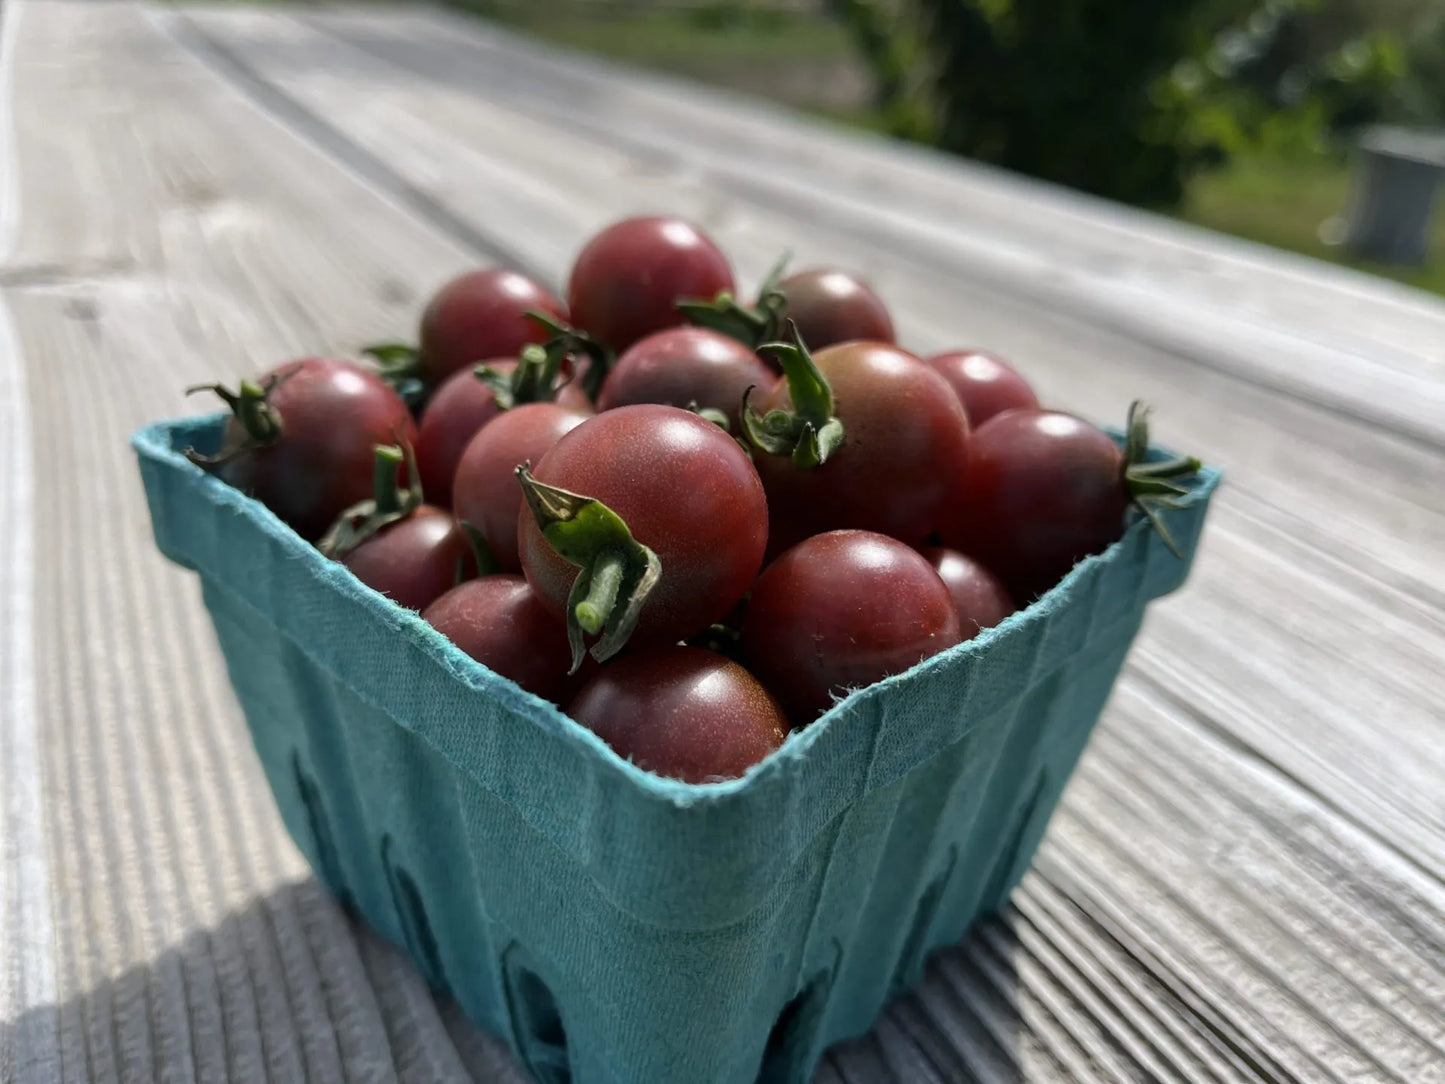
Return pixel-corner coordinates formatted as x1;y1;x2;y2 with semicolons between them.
742;531;962;724
415;360;516;507
205;358;416;542
452;403;591;572
567;646;787;782
417;361;593;508
343;506;476;612
419;269;566;385
925;350;1039;427
519;405;767;647
921;547;1016;637
777;268;895;349
750;341;970;551
941;410;1127;601
567;217;735;351
598;327;775;432
423;576;574;703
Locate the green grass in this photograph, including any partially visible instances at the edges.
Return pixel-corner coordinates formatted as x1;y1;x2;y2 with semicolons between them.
1179;152;1445;296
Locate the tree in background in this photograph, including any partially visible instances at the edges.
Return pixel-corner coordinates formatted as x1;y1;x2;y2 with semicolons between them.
828;0;1436;208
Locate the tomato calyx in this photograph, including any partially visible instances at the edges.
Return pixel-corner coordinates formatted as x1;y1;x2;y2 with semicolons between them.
742;321;845;468
526;310;614;401
317;443;424;559
473;343;571;411
516;464;662;671
1121;400;1202;558
183;375;288;469
677;251;790;349
361;342;429;411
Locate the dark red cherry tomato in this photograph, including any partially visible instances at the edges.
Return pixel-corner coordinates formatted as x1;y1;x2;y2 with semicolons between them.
567;217;734;351
419;269;566;385
343;506;476;612
417;361;592;508
598;327;775;432
941;410;1127;601
423;576;573;703
415;360;516;506
567;646;787;782
921;547;1016;637
751;340;970;551
925;350;1039;427
519;405;767;647
452;403;591;572
777;268;895;349
742;531;962;724
203;358;416;542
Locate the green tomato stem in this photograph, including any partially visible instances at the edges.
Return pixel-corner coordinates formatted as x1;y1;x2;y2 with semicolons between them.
371;444;406;515
316;442;424;559
575;551;626;636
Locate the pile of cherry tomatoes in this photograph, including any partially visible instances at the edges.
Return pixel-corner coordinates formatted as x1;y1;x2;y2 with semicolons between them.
188;216;1198;784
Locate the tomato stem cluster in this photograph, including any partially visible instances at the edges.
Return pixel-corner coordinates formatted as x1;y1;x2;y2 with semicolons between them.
1121;400;1202;558
743;321;846;468
677;251;791;350
525;309;615;401
474;342;568;412
183;375;287;468
361;342;429;411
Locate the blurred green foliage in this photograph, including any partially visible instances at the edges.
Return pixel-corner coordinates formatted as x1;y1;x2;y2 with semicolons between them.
829;0;1438;207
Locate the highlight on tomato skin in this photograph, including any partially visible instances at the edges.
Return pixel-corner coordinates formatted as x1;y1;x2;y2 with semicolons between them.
418;269;566;386
776;268;896;350
941;409;1129;603
567;216;735;352
740;529;964;726
921;547;1017;638
597;326;776;433
939;402;1199;603
924;349;1040;428
423;575;575;705
567;645;788;783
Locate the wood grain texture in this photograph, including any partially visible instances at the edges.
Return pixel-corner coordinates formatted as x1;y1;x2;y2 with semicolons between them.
1;2;1441;1082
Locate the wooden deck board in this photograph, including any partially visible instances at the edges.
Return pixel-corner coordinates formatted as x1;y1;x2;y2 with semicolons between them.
2;2;1441;1082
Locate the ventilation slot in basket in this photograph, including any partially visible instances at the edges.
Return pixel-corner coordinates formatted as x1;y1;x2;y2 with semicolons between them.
890;843;958;995
757;968;833;1084
979;769;1049;914
503;948;572;1084
293;752;352;911
381;835;447;993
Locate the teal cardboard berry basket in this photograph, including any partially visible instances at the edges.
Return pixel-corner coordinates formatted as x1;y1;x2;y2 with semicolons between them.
134;412;1220;1084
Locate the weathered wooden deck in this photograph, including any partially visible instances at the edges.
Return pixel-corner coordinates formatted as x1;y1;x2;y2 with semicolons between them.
2;2;1442;1081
